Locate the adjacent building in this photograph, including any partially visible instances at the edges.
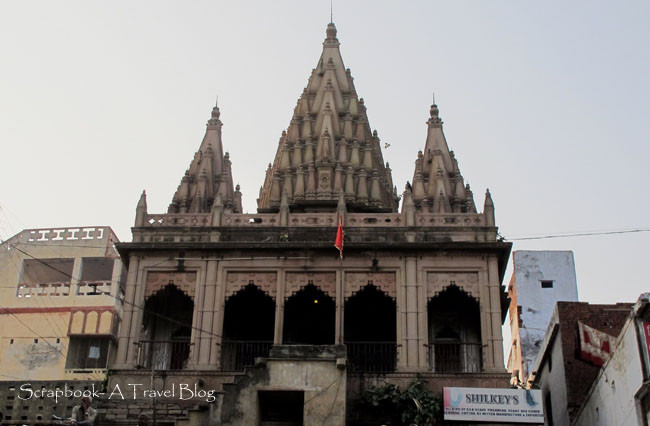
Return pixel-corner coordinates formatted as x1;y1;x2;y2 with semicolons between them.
104;22;513;425
507;250;579;386
0;226;125;424
529;301;632;426
573;294;650;426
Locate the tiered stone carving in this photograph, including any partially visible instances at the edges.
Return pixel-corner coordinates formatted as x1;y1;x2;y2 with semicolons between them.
145;272;197;299
344;272;397;300
411;103;477;214
285;272;336;298
256;23;399;212
426;272;480;300
225;272;277;299
168;103;242;214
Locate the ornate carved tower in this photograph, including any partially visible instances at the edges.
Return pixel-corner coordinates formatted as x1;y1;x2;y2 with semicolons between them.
108;23;512;426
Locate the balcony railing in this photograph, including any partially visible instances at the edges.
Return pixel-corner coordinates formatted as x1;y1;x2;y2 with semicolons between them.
346;342;397;373
136;339;191;370
221;340;273;371
428;342;481;373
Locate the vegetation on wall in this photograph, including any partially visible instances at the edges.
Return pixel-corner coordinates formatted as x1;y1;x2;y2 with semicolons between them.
361;379;441;425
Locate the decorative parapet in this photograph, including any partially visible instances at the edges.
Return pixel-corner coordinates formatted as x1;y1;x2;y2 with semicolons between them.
222;213;280;227
346;213;402;227
138;211;488;229
145;213;211;227
415;213;485;227
17;282;71;297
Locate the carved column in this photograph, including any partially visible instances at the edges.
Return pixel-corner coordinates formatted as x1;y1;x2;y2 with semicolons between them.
487;255;505;371
198;260;218;368
189;265;206;368
417;265;428;369
405;257;419;367
126;258;146;366
479;268;492;371
114;256;139;368
210;263;225;368
397;262;407;370
274;270;285;344
336;269;343;344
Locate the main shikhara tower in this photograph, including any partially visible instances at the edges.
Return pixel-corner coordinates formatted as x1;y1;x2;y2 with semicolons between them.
108;23;511;426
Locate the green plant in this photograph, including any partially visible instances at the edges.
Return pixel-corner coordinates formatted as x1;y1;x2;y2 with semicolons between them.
362;379;441;425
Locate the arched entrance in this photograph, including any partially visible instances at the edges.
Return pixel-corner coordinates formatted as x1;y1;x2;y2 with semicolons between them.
283;283;335;345
344;284;397;372
427;285;481;372
221;283;275;371
142;284;193;370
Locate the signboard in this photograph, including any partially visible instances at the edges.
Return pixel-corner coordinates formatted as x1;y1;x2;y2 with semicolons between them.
443;387;544;423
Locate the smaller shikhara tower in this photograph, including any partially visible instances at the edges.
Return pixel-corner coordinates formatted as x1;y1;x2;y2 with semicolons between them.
108;23;512;426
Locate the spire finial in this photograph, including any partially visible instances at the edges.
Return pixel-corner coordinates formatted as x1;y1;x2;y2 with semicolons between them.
330;0;333;24
432;91;435;105
326;22;337;40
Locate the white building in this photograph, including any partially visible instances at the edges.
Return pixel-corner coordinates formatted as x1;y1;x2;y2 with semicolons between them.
507;250;579;385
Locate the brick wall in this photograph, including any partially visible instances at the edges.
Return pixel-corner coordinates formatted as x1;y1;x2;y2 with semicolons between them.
556;302;632;421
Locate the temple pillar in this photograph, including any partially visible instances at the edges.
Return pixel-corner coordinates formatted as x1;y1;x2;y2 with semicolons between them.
274;269;285;344
114;256;139;368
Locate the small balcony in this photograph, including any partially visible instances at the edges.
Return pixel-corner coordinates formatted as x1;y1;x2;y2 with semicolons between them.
346;342;397;373
221;340;273;372
136;339;191;370
428;342;482;373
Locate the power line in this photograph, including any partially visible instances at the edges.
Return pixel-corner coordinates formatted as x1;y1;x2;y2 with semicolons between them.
2;240;225;341
505;227;650;241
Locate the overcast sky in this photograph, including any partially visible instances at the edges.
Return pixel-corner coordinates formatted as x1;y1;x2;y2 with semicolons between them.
1;0;648;315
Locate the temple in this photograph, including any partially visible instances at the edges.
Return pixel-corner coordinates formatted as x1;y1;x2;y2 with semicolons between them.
107;22;512;425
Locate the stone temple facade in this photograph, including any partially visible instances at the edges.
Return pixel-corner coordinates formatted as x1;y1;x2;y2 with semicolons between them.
106;23;512;426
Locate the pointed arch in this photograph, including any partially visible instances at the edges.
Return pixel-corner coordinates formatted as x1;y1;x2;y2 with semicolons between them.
428;284;481;373
283;283;335;345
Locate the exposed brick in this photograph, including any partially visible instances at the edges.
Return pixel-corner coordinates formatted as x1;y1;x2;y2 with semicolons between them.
556;301;632;422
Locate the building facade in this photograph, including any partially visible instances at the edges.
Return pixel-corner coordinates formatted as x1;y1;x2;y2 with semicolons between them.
0;226;124;424
573;294;650;426
507;250;578;386
529;301;632;426
106;23;512;425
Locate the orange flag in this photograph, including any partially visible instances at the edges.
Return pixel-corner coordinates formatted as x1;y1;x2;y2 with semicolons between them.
334;216;344;259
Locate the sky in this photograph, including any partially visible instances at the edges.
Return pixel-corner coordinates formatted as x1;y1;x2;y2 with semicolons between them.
1;0;649;316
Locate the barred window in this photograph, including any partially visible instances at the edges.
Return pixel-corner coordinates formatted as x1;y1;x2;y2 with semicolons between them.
65;337;110;369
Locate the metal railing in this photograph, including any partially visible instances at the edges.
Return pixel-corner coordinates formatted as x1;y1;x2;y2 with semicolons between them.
428;342;481;373
346;342;397;373
137;340;191;370
221;340;273;371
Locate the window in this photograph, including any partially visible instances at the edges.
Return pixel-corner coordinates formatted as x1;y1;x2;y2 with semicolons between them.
541;280;554;289
65;337;111;369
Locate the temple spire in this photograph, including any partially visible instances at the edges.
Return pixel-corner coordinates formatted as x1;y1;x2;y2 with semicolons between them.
257;23;398;213
409;102;475;213
168;102;241;214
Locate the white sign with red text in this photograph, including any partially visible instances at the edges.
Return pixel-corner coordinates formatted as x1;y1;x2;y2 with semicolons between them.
443;387;544;423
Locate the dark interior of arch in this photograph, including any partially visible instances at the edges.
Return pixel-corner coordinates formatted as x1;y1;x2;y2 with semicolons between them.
223;283;275;341
427;285;480;340
143;284;194;338
283;283;335;345
344;284;396;342
143;284;194;369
